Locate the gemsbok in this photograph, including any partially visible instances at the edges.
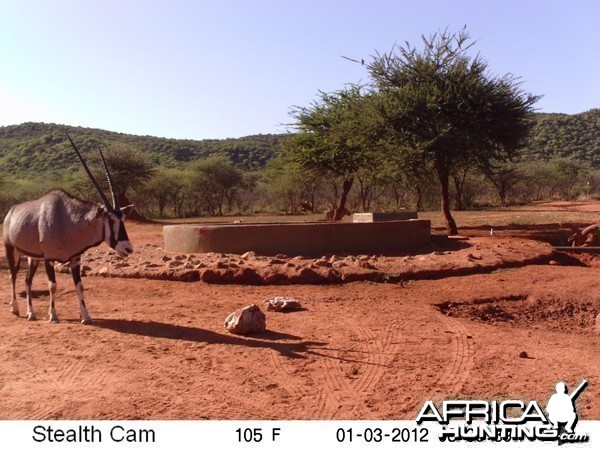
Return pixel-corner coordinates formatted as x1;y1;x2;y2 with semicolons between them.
3;133;133;324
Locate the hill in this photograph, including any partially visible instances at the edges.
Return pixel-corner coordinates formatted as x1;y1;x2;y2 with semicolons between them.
1;109;599;178
0;122;289;177
523;109;600;166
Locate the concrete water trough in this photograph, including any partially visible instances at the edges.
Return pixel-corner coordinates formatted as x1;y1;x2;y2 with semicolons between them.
164;219;431;255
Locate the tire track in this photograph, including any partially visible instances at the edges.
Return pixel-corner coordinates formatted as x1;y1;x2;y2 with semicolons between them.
266;318;403;419
268;350;305;398
429;314;474;401
353;324;401;394
400;312;474;419
320;320;403;418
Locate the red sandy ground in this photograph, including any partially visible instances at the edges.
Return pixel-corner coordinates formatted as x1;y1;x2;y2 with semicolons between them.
1;203;599;420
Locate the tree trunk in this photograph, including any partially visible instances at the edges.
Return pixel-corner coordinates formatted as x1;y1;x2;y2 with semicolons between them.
499;185;507;207
452;171;466;211
438;168;458;235
334;178;354;220
415;186;423;212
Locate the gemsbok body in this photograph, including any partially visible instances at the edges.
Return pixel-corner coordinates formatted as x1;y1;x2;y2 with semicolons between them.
3;134;133;324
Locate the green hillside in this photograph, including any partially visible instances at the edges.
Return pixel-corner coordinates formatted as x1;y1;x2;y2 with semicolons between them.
523;109;600;165
1;109;599;179
0;122;289;177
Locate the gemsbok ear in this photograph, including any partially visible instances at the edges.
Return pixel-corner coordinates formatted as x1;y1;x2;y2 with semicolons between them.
96;205;109;218
120;205;135;216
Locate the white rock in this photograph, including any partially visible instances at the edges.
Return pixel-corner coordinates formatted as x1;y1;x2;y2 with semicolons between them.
241;251;256;260
225;305;266;334
264;296;303;312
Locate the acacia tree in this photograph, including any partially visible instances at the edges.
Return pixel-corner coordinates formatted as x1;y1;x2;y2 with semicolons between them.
189;156;244;216
141;168;189;217
368;28;539;234
264;157;322;214
286;85;379;220
484;161;523;207
71;142;155;219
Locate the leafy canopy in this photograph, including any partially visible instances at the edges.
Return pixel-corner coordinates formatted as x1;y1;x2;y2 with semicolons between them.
367;28;539;233
286;85;380;179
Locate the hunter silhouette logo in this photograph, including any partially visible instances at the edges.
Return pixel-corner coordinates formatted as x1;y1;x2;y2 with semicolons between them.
416;379;590;443
546;379;588;441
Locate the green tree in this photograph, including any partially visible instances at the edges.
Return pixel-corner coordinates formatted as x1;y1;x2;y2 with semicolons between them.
484;161;523;207
71;143;155;210
286;85;380;220
102;144;155;204
189;156;244;216
140;168;190;217
262;157;322;214
368;28;539;234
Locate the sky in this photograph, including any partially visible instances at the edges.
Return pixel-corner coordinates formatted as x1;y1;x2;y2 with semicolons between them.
0;0;598;140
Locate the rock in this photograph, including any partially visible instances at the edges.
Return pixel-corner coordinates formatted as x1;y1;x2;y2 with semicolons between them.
98;267;109;276
518;351;529;359
548;260;559;265
217;260;229;269
224;304;266;334
264;296;303;312
356;260;376;270
173;254;186;261
161;255;172;262
314;258;332;267
262;269;288;284
241;251;256;260
269;258;286;265
357;255;370;262
201;267;263;285
275;254;289;260
289;267;326;284
56;263;70;274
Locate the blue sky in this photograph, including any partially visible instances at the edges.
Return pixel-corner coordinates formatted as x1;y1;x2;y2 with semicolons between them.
0;0;598;140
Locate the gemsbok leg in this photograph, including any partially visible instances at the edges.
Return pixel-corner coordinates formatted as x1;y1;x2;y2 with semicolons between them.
44;260;59;323
6;244;21;316
71;256;92;325
25;257;40;321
